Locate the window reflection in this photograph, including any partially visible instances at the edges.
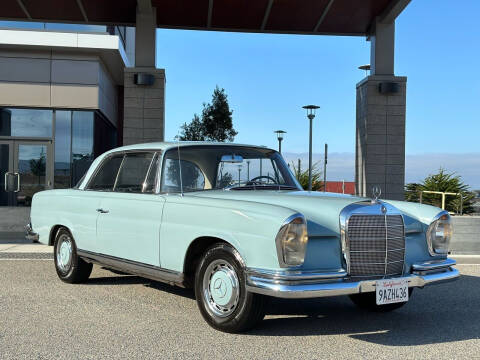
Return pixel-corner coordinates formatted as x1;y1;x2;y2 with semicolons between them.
0;108;52;137
54;111;72;188
72;111;94;185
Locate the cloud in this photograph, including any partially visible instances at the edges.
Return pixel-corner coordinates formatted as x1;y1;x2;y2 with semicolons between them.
282;152;480;190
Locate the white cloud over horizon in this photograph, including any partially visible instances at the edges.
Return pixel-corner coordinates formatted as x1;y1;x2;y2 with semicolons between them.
282;152;480;190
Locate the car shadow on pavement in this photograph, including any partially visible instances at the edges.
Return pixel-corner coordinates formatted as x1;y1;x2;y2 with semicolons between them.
87;272;196;300
249;274;480;346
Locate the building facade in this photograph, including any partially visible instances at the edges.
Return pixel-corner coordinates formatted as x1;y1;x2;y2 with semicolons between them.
0;22;165;207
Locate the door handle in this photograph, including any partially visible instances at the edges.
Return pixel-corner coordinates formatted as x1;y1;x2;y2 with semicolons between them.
14;173;20;193
4;172;17;192
96;208;109;214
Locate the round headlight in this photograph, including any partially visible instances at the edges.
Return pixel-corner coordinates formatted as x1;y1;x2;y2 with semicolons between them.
275;214;309;267
426;211;452;256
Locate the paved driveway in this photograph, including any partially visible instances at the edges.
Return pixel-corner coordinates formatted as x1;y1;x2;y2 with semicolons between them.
1;260;478;359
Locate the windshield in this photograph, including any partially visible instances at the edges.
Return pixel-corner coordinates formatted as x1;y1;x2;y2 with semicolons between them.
161;145;301;193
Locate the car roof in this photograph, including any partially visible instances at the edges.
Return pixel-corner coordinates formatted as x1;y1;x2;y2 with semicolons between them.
104;141;273;155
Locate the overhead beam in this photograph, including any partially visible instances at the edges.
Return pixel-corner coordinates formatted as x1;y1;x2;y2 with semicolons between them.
379;0;411;23
261;0;274;31
369;18;395;75
207;0;213;28
313;0;335;32
15;0;31;20
135;0;156;67
76;0;89;23
137;0;153;14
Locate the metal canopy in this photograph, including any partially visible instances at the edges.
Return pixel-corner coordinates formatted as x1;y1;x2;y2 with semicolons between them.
2;0;409;36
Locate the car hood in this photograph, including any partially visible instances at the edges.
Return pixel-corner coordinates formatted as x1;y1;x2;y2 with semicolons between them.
192;190;365;237
191;190;434;237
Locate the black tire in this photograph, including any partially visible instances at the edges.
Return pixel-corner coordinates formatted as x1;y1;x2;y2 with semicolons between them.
194;243;266;333
53;227;92;283
349;288;413;312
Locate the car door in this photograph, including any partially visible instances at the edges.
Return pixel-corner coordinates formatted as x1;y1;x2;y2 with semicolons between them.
94;151;165;266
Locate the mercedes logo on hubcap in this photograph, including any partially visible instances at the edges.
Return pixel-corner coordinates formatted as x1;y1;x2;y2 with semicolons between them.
213;278;227;298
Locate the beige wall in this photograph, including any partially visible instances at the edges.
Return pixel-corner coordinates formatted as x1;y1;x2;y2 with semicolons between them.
0;49;118;126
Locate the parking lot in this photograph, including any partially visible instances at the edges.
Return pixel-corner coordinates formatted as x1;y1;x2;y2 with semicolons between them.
1;259;479;359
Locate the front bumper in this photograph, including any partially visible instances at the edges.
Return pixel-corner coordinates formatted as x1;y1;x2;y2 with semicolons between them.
246;258;459;299
25;222;39;243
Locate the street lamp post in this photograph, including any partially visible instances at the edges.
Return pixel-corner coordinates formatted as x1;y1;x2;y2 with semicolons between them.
302;105;320;191
237;165;242;186
274;130;286;153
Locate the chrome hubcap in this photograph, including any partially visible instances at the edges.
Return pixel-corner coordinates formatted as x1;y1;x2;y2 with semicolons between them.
56;234;73;273
203;259;240;317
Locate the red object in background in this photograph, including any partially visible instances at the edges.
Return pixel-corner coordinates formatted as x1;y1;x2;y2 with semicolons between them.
324;181;355;195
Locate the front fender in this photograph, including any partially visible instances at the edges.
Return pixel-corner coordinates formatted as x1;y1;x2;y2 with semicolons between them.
159;195;296;272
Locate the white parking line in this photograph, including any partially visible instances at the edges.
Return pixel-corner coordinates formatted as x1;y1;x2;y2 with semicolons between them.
0;259;53;261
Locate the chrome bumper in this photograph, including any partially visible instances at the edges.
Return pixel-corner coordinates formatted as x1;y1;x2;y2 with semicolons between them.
25;222;39;242
246;258;459;299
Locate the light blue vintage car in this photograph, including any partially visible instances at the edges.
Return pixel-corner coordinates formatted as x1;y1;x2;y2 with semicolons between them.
29;142;459;332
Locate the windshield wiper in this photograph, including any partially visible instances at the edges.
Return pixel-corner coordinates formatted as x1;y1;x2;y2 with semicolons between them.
228;184;297;191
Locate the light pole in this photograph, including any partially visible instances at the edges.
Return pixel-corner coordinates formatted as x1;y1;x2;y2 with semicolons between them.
237;165;242;186
302;105;320;191
358;64;371;77
274;130;286;153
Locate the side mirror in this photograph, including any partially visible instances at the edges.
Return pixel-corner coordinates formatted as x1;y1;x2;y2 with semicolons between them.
220;154;243;163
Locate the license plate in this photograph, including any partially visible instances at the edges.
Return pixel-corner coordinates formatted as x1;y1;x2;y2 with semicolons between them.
376;278;409;305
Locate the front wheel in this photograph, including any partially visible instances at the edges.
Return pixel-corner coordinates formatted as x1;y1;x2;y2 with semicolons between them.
54;227;92;283
349;288;413;312
194;243;266;333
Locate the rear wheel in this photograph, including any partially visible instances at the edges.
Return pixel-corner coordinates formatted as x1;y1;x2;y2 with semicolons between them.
54;227;92;283
194;243;266;333
349;288;413;312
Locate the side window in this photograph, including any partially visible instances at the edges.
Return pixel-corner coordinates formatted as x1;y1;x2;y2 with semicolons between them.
161;158;205;193
87;154;124;191
114;152;156;193
143;154;160;193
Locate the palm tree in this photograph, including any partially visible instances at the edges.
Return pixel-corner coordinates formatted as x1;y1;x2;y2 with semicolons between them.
291;161;323;191
405;168;475;214
29;149;46;185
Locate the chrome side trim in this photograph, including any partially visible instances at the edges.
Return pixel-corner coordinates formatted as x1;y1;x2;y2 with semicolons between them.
246;268;347;283
246;266;459;299
77;250;185;287
411;258;456;272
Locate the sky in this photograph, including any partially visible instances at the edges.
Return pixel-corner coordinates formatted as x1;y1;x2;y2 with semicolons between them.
156;0;480;188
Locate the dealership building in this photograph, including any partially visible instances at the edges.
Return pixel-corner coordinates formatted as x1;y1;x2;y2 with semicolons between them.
0;0;410;209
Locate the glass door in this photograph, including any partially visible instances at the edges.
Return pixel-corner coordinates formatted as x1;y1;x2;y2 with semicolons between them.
0;141;14;206
13;141;53;206
0;140;53;206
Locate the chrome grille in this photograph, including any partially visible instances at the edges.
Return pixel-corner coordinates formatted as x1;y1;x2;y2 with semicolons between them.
347;214;405;278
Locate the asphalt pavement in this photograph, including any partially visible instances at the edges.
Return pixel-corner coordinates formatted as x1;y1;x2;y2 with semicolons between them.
0;259;479;359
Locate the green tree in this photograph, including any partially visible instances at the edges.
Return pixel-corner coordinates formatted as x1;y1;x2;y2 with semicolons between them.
177;86;237;142
29;150;46;185
405;168;475;214
291;161;323;191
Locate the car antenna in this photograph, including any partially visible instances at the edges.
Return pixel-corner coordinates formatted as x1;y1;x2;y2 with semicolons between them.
177;138;184;196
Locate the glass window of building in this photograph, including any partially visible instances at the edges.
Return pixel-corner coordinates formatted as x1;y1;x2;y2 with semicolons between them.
71;111;94;186
0;108;52;137
54;111;72;188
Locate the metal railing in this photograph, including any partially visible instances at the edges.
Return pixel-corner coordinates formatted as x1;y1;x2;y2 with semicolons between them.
419;190;463;215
